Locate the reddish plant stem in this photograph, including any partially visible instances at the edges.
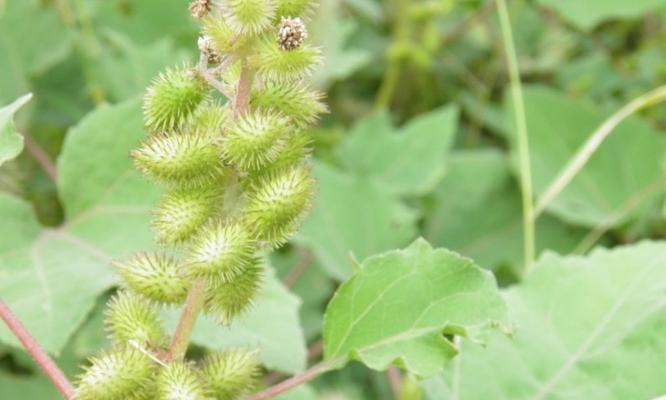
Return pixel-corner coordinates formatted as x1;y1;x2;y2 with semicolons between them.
283;249;314;289
165;49;257;363
164;279;207;361
234;58;255;118
262;339;326;386
387;367;402;399
248;361;332;400
0;300;75;399
24;134;58;183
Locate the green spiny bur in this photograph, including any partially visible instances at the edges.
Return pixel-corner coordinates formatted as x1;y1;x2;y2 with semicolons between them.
221;111;290;171
275;0;315;20
116;252;190;305
189;100;232;135
204;263;263;324
201;349;262;399
251;80;327;127
131;131;223;187
153;185;223;244
143;65;208;132
156;361;209;400
245;164;314;246
105;291;165;346
252;39;322;82
78;0;325;396
224;0;276;36
76;347;155;400
187;221;258;284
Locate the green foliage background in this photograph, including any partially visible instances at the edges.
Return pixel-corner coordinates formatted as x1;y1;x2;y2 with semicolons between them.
1;0;666;399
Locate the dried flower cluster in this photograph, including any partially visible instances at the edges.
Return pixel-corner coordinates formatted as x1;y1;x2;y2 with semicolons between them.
277;17;308;51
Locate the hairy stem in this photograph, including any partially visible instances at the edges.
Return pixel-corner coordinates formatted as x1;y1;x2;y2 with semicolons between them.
235;58;256;117
248;361;332;400
0;299;75;399
496;0;535;273
165;279;207;361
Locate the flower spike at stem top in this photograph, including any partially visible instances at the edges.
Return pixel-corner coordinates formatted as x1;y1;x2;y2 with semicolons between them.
74;0;327;398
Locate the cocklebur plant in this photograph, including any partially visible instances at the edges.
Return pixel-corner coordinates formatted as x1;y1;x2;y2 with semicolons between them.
74;0;326;398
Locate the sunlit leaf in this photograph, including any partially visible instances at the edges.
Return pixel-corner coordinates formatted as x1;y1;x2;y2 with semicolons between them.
423;242;666;399
0;94;32;166
0;99;157;354
295;162;418;281
336;106;458;196
323;239;507;377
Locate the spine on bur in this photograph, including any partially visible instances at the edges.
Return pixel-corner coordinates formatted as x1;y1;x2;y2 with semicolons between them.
75;0;325;399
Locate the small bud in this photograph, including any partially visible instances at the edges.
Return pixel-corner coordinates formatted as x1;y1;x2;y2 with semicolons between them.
221;112;290;171
143;65;208;132
244;165;314;247
251;81;327;128
204;263;262;323
201;349;261;399
131;132;223;188
116;252;190;304
224;0;276;36
189;0;213;19
156;361;209;400
76;347;155;400
188;221;258;284
198;35;222;64
105;291;165;346
153;185;223;244
277;17;307;51
252;38;322;82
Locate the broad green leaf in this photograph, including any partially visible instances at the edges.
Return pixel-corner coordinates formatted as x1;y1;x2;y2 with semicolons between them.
93;32;192;101
88;0;197;44
272;249;335;342
70;295;111;359
509;86;666;228
335;106;459;196
294;162;418;281
58;99;159;217
0;374;59;400
424;150;586;276
165;265;307;374
423;241;666;400
0;99;158;354
0;0;72;102
537;0;666;30
0;94;32;166
323;239;507;377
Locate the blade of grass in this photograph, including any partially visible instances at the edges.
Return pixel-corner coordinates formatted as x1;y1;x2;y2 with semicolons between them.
496;0;535;273
533;85;666;219
573;175;666;255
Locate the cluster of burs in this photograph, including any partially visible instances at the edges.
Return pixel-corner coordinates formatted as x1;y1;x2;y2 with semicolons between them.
75;0;326;398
